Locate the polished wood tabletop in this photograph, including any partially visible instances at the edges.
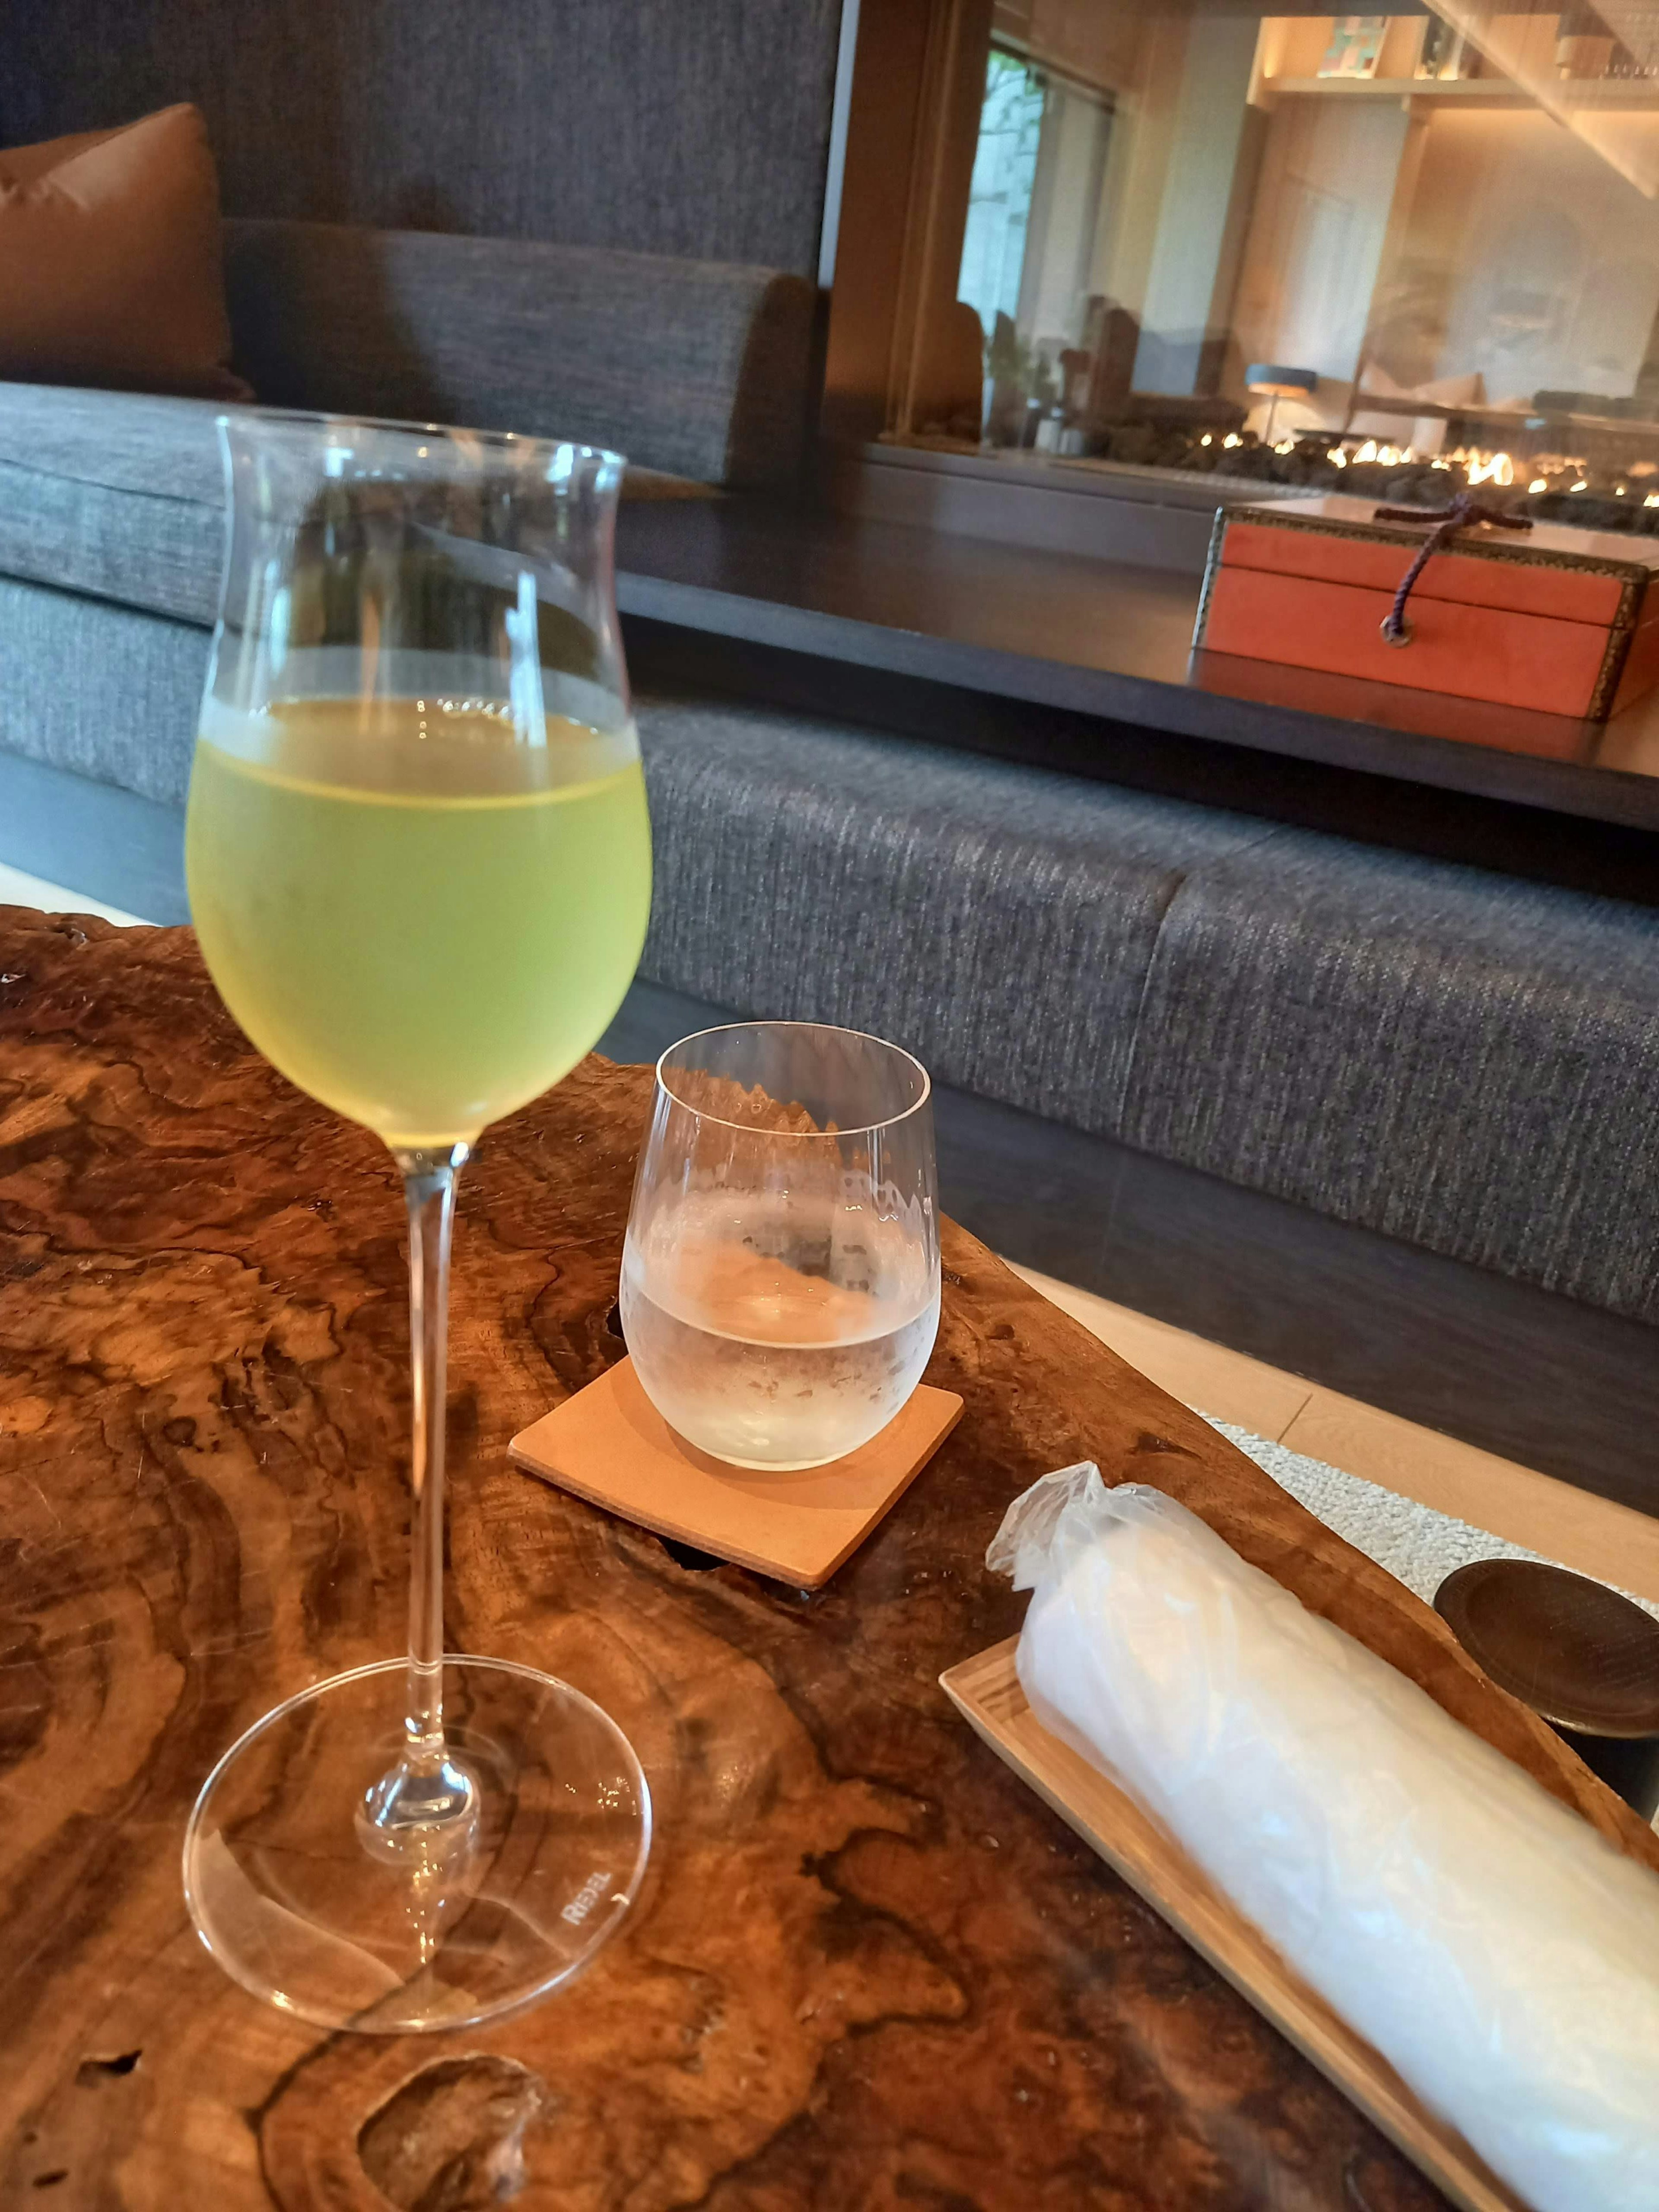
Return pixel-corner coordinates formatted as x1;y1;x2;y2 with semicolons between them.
3;908;1654;2210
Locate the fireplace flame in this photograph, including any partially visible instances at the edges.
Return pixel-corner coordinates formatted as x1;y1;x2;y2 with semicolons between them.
1466;451;1514;488
1324;438;1517;489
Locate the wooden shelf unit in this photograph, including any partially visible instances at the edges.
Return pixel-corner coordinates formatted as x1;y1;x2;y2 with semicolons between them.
1266;73;1659;111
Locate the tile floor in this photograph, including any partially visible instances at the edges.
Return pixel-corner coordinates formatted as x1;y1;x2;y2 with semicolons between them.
0;860;143;928
1010;1262;1659;1608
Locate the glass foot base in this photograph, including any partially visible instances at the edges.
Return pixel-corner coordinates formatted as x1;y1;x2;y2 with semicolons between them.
183;1656;651;2032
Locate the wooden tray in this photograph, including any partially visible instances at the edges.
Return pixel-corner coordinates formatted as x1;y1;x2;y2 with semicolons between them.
940;1639;1529;2212
510;1357;963;1587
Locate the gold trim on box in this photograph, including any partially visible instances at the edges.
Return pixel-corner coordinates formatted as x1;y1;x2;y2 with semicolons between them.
1224;502;1656;582
1193;504;1231;648
1194;505;1652;721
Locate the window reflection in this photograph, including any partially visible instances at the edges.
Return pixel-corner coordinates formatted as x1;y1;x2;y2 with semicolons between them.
927;3;1659;533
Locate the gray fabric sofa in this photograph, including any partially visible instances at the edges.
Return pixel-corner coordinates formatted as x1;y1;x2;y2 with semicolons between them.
639;702;1659;1328
0;208;814;817
6;556;1659;1332
0;211;814;907
3;217;1658;1345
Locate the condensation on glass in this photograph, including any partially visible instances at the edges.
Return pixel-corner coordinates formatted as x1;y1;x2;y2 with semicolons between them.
909;2;1659;534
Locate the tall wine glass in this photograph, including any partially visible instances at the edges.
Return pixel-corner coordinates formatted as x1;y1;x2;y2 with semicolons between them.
181;412;652;2031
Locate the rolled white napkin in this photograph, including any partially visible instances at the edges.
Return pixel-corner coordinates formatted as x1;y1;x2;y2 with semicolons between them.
988;1466;1659;2212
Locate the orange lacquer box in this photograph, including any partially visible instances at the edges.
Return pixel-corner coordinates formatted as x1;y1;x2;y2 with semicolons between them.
1193;493;1659;721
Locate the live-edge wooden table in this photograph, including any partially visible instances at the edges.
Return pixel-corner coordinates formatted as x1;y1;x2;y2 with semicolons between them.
3;909;1654;2212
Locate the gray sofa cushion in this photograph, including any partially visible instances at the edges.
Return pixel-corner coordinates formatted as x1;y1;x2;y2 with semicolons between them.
634;690;1659;1325
223;220;815;490
0;575;207;807
633;693;1276;1134
0;386;225;625
0;379;716;630
1119;836;1659;1322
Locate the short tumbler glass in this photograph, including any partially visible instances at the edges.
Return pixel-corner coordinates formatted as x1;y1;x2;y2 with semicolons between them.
621;1023;941;1470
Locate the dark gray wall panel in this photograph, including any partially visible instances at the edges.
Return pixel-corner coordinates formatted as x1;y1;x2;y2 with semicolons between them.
1;0;842;276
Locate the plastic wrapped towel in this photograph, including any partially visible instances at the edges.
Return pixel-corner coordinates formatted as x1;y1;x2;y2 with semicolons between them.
987;1466;1659;2212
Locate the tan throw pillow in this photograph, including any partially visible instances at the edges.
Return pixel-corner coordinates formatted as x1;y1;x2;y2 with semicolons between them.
0;104;250;399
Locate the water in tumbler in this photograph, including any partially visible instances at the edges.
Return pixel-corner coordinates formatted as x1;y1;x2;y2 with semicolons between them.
621;1192;940;1469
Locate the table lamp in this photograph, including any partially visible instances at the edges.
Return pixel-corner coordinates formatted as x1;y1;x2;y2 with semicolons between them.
1246;364;1319;446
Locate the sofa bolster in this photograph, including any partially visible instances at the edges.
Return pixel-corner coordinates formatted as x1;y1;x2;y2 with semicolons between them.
633;689;1659;1325
1120;834;1659;1321
223;219;816;490
633;692;1274;1136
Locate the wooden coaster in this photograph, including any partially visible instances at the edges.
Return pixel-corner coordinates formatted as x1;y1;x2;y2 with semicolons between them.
509;1358;963;1588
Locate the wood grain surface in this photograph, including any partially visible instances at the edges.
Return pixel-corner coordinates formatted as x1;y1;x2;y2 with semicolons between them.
3;906;1655;2212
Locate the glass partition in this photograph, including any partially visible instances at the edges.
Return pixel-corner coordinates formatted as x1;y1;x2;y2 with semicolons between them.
900;2;1659;534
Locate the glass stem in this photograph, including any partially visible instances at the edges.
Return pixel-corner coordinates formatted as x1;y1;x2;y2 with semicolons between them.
398;1143;468;1763
358;1142;478;1859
